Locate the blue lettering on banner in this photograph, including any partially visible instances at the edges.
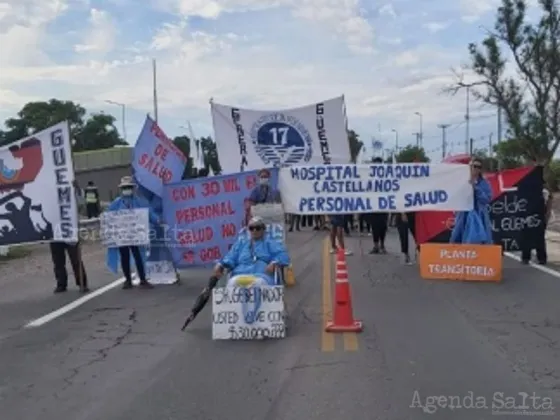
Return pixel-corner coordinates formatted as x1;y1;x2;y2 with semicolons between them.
290;164;430;181
162;169;279;268
404;190;449;208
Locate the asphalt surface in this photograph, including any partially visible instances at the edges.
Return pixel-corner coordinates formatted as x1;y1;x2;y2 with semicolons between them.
0;230;559;420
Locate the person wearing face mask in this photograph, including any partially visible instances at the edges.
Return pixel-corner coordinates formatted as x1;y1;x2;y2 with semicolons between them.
450;158;493;244
246;168;281;224
215;216;290;284
105;176;160;289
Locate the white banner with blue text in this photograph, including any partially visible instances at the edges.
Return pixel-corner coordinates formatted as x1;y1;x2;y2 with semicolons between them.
279;164;474;214
210;96;351;174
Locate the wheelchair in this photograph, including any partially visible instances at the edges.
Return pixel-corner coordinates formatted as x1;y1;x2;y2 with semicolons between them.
246;203;295;286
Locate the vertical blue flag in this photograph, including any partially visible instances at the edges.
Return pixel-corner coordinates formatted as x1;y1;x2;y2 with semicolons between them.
133;115;187;197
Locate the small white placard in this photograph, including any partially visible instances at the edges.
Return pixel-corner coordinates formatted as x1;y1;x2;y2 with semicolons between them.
145;260;177;285
100;208;150;247
212;286;286;340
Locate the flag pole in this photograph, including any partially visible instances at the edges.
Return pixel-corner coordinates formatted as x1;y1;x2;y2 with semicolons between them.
152;59;158;122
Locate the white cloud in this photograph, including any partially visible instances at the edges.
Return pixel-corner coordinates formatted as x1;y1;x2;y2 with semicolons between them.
0;0;71;67
153;0;375;54
74;8;116;54
422;21;450;33
0;0;509;161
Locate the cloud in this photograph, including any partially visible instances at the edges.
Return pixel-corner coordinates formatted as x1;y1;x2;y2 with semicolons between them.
0;0;518;160
74;8;116;54
422;21;450;33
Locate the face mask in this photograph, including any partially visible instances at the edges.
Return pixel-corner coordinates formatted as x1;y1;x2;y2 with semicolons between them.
259;177;269;185
121;189;133;196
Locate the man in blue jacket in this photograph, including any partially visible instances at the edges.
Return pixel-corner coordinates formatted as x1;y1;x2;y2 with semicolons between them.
105;176;159;289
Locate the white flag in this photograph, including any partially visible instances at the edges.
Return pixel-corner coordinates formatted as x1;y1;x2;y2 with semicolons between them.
210;96;351;174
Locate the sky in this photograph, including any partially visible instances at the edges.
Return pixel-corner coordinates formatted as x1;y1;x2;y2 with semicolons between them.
0;0;541;161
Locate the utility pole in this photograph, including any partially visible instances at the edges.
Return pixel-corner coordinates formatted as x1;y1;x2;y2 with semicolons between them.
413;132;420;147
465;86;470;154
488;133;494;171
414;111;423;146
438;124;450;160
152;58;158;122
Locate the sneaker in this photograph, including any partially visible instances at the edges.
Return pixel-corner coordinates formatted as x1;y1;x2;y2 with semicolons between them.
344;249;353;256
369;247;380;255
330;249;337;254
403;254;412;265
53;286;67;294
122;281;133;289
139;280;154;289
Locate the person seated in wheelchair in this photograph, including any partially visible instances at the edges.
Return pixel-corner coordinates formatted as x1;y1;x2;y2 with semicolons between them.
212;216;290;285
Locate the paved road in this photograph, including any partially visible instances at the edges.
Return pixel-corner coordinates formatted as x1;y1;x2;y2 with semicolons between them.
0;230;559;419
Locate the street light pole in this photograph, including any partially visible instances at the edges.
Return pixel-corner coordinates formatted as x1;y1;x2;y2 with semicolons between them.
105;100;127;141
391;128;399;151
438;124;450;160
413;132;420;146
414;112;423;146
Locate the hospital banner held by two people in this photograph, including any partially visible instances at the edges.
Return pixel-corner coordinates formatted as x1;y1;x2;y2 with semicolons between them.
0;122;78;246
279;163;474;214
133;115;187;196
162;169;279;268
210;96;351;174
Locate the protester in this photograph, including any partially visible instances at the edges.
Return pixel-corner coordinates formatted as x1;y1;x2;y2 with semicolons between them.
246;168;281;224
84;181;100;219
450;158;493;244
213;216;290;284
51;180;88;293
329;214;352;255
367;157;388;254
288;213;301;232
358;213;370;236
396;212;417;264
248;168;281;204
105;176;158;289
521;172;552;265
369;213;388;254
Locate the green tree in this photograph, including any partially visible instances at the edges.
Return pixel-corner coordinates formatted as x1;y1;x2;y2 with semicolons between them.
348;129;363;163
395;145;430;163
74;113;127;151
0;99;126;150
200;137;222;175
172;135;194;179
492;139;525;168
449;0;560;165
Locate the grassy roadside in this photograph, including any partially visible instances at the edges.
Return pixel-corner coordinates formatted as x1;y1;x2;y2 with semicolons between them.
0;246;32;262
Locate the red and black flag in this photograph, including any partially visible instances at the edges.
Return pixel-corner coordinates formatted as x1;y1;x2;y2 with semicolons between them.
416;165;545;251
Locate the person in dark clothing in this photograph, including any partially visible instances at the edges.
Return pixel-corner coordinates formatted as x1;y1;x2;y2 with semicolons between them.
368;213;388;253
289;214;300;231
521;182;551;265
396;212;417;264
359;214;370;235
368;157;388;254
84;181;100;218
51;241;89;293
343;214;353;235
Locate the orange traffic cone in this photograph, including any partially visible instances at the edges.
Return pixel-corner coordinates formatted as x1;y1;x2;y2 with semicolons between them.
325;248;363;333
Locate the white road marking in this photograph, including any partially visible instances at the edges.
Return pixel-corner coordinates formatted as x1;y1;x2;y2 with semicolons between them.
504;252;560;279
24;276;132;328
